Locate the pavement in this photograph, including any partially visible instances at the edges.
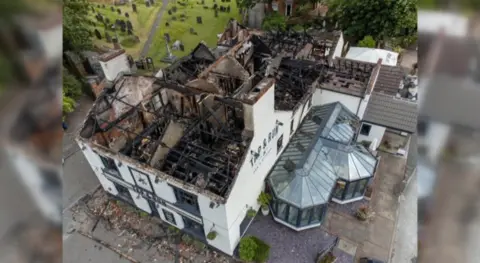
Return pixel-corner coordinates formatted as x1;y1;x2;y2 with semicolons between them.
140;0;170;57
390;171;417;263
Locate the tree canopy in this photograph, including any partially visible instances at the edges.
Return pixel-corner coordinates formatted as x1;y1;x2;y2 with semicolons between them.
262;12;287;32
327;0;417;46
63;0;92;52
357;36;376;48
63;67;83;115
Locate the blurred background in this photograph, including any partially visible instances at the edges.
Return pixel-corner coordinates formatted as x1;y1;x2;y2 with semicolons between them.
0;0;478;263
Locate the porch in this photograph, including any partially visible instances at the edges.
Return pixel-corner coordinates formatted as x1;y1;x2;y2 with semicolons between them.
244;213;354;263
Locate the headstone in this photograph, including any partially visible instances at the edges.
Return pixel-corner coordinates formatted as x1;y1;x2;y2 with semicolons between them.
146;1;150;7
112;37;118;43
180;18;185;22
203;6;208;9
190;27;197;35
127;55;134;67
136;60;145;69
132;3;137;12
94;29;102;39
127;20;133;30
179;43;185;51
125;12;129;18
117;8;121;14
166;22;170;27
213;3;217;9
120;24;126;33
116;19;121;26
105;32;112;42
180;14;185;18
102;4;106;8
172;6;177;12
196;16;202;24
171;16;176;20
164;33;170;43
111;6;115;11
226;5;230;12
134;35;141;43
128;29;133;35
91;6;95;12
105;17;110;24
214;9;218;17
172;40;181;50
168;10;172;15
97;4;100;8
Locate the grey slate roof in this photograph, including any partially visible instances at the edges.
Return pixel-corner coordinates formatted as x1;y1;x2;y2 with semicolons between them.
374;65;405;96
363;93;418;133
268;102;377;208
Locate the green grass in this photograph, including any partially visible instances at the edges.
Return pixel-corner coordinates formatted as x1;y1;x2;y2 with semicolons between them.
87;0;162;56
147;0;241;67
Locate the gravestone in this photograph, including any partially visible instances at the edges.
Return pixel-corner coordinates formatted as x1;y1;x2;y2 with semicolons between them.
132;3;137;12
221;0;224;2
226;5;230;12
91;6;95;12
214;9;218;17
213;3;217;9
94;29;102;39
203;6;208;9
105;32;112;43
136;60;145;69
116;19;121;26
171;15;176;20
111;6;115;11
146;1;150;7
127;55;134;67
172;40;181;50
190;27;197;35
168;10;172;15
134;35;141;43
117;8;122;14
172;6;177;12
164;33;170;43
219;6;225;11
125;12;129;18
102;4;105;8
180;18;185;22
120;23;126;33
128;29;133;35
119;20;126;28
127;20;133;30
112;37;118;43
179;43;185;51
105;18;110;24
196;16;202;24
165;22;170;27
97;4;100;8
180;13;185;18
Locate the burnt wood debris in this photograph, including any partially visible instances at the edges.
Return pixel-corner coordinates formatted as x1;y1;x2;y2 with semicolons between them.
79;21;378;200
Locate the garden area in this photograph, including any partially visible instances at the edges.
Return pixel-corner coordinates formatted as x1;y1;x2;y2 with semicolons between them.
86;0;162;57
147;0;241;66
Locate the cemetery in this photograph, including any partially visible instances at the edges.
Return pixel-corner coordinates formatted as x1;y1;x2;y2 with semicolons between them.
87;0;162;56
147;0;241;66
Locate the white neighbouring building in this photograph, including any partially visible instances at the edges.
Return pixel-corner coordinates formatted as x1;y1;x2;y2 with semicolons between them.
76;22;388;256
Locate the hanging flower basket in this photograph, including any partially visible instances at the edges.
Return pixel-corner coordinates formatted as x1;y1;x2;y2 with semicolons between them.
207;231;217;240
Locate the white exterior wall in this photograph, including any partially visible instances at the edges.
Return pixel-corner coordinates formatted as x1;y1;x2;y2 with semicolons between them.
356;122;386;150
312;88;361;115
418;121;451;163
100;53;131;81
356;94;370;119
332;32;344;59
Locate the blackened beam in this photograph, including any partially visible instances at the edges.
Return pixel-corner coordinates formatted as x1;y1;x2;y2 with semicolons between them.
97;106;137;131
198;127;243;144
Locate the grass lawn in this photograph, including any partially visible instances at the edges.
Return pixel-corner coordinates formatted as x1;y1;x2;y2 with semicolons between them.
87;0;162;57
147;0;241;67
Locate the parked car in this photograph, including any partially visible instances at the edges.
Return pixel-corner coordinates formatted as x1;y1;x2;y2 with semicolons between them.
359;257;385;263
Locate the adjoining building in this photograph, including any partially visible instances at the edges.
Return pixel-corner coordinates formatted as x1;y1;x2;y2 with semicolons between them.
75;20;397;256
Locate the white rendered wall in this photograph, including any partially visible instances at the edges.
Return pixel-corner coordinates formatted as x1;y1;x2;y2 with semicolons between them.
100;53;131;81
332;32;344;59
357;94;370;119
312;88;361;115
356;122;386;150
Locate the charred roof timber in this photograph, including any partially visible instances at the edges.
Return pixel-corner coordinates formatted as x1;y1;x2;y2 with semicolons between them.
78;20;382;201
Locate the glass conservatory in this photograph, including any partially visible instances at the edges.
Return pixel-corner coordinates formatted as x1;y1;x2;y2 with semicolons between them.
266;102;378;231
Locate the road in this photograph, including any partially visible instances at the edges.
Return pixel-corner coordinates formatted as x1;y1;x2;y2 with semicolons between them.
140;0;170;57
390;171;417;263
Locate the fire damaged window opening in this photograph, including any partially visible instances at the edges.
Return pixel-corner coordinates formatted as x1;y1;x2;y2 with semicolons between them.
99;154;121;178
171;185;200;215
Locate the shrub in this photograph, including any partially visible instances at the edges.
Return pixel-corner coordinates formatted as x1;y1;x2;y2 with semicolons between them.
357;35;376;48
251;236;270;263
239;236;258;261
168;225;180;234
193;240;206;250
247;208;257;218
257;192;271;210
207;231;217;240
317;252;336;263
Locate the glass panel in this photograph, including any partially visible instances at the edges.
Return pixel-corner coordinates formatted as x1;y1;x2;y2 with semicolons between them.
287;206;298;226
271;199;277;213
276;201;288;221
300;208;312;227
332;180;346;199
311;205;322;224
354;179;369;198
345;181;358;199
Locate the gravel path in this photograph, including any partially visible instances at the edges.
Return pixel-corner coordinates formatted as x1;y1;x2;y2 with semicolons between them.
140;0;170;57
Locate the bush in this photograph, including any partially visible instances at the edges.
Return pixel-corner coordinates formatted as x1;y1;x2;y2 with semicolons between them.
317;252;336;263
239;236;271;263
357;35;376;48
257;192;271;210
251;236;270;263
181;234;193;245
193;240;206;250
247;208;256;218
239;236;258;261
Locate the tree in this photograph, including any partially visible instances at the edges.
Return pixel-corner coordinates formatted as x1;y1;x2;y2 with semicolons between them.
63;67;83;115
262;12;287;32
327;0;417;46
357;35;376;48
63;0;93;52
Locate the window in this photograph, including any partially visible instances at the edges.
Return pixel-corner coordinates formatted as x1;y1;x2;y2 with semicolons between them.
182;216;204;238
290;119;294;134
172;186;200;215
360;124;372;136
417;120;428;136
285;3;292;16
277;135;284;154
163;209;176;225
99;155;121;178
114;182;133;203
287;206;298;225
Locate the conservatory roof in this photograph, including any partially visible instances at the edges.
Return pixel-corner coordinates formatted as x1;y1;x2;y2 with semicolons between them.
268;103;377;208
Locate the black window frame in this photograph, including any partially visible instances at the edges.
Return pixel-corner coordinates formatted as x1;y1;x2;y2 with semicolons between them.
290;119;294;134
112;181;134;204
162;209;177;225
170;185;201;216
182;216;205;240
332;177;371;201
129;166;155;193
417;120;428;136
360;124;372;136
277;135;284;154
99;154;121;178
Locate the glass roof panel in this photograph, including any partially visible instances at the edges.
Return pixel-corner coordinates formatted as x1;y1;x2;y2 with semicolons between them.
350;154;372;179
